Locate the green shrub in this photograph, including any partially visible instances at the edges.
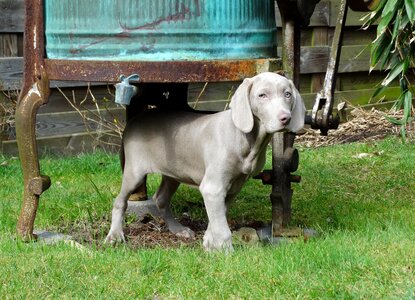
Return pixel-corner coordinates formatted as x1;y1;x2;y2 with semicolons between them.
363;0;415;139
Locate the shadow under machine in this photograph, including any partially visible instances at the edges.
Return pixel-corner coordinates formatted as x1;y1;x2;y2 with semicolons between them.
16;0;374;240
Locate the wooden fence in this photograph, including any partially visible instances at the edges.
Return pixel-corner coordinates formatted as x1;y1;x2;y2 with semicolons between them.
0;0;401;155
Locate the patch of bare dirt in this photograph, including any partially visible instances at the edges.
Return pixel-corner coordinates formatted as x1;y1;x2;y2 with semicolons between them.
124;216;206;249
123;217;266;249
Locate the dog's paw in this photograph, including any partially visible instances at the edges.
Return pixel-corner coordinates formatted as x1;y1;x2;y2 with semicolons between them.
167;222;196;239
203;229;233;254
175;227;196;239
104;229;126;245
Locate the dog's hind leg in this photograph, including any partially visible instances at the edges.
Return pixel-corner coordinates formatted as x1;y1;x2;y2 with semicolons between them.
154;176;195;239
105;165;146;244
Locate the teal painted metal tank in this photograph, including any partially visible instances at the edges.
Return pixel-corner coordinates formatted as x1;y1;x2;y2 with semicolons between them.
44;0;277;61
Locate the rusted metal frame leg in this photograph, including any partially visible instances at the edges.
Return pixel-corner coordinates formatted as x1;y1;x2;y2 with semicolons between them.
271;133;297;235
270;13;302;234
279;19;301;88
16;78;51;241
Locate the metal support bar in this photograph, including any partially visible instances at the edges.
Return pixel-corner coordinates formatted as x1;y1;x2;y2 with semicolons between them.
268;0;320;236
280;19;301;88
270;133;297;234
44;58;282;83
306;0;348;135
271;1;300;234
16;77;51;240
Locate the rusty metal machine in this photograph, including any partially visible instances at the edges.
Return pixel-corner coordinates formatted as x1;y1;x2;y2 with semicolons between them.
15;0;374;241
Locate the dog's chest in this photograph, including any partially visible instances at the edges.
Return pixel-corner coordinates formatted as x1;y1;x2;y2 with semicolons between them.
241;148;267;175
240;131;270;175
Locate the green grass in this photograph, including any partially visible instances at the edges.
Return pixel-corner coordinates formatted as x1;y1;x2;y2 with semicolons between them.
1;137;415;299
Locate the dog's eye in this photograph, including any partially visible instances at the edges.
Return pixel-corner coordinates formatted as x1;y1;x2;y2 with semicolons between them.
284;91;292;98
258;93;267;99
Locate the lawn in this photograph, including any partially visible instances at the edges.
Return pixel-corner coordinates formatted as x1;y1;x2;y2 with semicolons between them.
1;137;414;299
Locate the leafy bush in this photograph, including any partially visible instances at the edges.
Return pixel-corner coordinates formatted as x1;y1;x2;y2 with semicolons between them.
363;0;415;138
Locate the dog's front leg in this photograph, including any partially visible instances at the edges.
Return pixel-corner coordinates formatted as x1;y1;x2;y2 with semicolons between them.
105;193;129;244
200;179;233;253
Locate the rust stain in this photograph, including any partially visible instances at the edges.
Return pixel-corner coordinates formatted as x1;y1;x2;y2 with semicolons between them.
44;59;281;83
69;36;111;54
115;32;131;38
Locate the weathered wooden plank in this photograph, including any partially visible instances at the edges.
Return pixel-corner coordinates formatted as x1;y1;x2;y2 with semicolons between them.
188;82;237;105
38;86;117;114
310;26;329;93
35;107;125;138
297;44;371;74
49;81;107;89
0;33;18;56
3;104;125;141
278;26;373;49
338;45;371;73
339;26;376;46
302;86;401;108
0;57;108;91
277;46;344;75
0;57;22;90
188;100;229;112
339;71;392;90
2;131;121;157
0;0;24;33
300;45;327;74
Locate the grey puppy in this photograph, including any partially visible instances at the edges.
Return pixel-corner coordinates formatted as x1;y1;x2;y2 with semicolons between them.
105;72;305;252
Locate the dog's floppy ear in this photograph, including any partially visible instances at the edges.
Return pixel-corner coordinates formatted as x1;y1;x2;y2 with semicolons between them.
287;80;306;133
230;78;254;133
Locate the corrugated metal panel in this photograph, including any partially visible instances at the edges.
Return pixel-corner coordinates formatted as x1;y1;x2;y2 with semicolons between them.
44;0;277;61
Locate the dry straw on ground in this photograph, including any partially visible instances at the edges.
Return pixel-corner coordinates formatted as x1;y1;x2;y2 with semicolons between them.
295;106;413;148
